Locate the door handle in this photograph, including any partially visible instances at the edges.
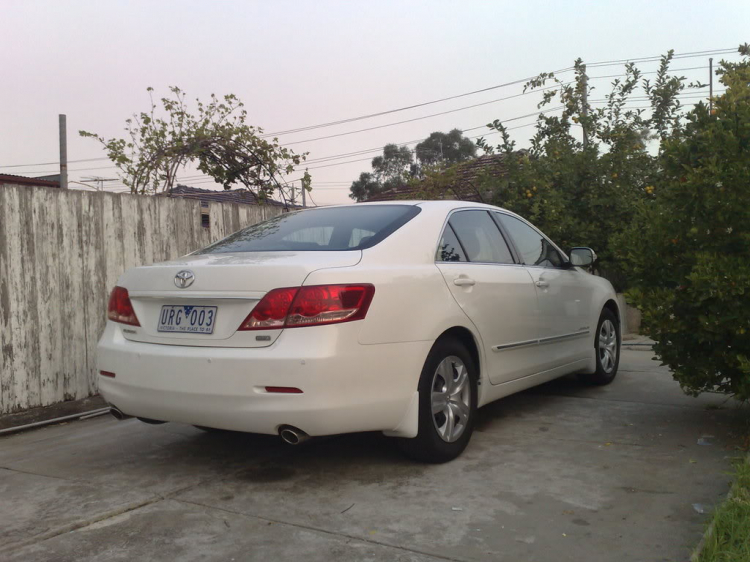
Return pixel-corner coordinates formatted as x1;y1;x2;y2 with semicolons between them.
453;277;476;287
535;280;549;288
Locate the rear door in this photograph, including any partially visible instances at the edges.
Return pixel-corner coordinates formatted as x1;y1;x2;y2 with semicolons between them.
494;213;593;369
435;209;540;385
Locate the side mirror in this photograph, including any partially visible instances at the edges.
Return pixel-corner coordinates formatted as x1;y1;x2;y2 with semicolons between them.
569;247;596;267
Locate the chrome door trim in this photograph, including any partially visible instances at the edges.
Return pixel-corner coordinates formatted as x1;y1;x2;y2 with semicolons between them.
539;330;590;345
491;338;539;352
491;329;590;352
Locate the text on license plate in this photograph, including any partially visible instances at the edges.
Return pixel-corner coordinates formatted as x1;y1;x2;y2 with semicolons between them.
157;305;217;334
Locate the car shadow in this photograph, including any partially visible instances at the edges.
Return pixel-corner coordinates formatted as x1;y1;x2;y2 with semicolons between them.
171;375;584;478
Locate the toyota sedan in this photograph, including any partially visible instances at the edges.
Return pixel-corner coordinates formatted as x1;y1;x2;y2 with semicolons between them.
97;201;621;462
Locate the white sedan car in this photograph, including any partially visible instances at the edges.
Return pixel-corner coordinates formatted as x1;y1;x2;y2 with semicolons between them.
98;201;620;462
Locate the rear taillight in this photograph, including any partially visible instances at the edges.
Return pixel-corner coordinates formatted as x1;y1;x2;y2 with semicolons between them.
238;284;375;331
107;286;140;326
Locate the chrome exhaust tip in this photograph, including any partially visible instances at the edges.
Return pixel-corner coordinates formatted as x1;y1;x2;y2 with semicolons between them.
109;406;133;421
279;426;310;445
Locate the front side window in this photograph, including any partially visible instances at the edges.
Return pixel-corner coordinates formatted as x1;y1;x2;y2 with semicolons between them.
447;210;514;264
495;213;564;268
198;205;420;253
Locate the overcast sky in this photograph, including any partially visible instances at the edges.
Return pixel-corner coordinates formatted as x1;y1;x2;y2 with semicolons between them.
1;0;748;205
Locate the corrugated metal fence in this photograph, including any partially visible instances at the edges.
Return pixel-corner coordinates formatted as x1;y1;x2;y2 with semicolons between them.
0;185;282;414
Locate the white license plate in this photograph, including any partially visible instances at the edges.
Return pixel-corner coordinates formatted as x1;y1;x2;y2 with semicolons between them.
157;305;217;334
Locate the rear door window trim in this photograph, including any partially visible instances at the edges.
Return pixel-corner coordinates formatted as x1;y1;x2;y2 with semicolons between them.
435;208;521;266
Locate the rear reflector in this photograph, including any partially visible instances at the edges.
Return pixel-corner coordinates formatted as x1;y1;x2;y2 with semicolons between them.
238;284;375;331
107;286;140;326
99;371;116;378
265;386;303;394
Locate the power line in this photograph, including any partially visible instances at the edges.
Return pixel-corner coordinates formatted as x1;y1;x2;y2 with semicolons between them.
262;48;735;137
0;156;109;169
2;50;735;172
3;48;734;180
272;65;717;148
21;83;719;183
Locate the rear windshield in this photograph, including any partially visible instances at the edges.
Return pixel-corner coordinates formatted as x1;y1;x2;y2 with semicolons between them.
198;205;421;253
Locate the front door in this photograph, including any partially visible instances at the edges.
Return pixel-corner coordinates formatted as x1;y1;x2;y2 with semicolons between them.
494;213;593;370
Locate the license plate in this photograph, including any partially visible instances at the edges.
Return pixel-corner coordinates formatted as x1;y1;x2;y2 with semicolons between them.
157;305;217;334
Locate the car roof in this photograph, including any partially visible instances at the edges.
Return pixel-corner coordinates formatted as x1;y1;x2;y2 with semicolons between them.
319;199;513;213
353;199;524;219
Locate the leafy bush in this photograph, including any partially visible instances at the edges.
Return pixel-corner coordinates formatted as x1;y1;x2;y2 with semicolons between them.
617;45;750;399
476;55;691;290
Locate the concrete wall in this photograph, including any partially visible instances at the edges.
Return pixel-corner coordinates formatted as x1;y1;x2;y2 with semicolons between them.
0;186;282;414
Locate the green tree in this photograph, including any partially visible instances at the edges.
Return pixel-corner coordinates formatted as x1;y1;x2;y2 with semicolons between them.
81;86;309;202
476;52;694;289
616;45;750;399
415;129;476;168
349;143;413;201
349;172;382;202
371;144;413;185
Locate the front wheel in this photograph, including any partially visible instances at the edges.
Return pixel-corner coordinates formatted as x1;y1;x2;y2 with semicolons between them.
579;308;620;385
397;337;477;463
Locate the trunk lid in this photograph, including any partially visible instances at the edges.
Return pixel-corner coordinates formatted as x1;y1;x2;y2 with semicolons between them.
118;251;361;347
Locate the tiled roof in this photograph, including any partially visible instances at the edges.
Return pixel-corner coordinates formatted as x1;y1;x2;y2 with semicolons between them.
160;184;298;207
367;153;512;203
0;173;61;188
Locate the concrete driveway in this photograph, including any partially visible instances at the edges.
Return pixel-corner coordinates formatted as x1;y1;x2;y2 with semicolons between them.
0;349;745;562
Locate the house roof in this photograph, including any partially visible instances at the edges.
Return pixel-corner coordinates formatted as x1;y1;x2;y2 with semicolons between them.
367;153;512;203
0;173;61;188
160;184;299;208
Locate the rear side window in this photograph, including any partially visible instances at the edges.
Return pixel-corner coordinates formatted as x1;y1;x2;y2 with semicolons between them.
436;225;467;262
447;210;514;264
198;205;420;253
495;213;564;268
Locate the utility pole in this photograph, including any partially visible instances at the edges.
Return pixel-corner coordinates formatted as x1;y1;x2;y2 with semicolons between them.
81;176;118;191
709;58;714;114
59;114;68;189
290;184;296;207
581;65;589;149
302;183;307;208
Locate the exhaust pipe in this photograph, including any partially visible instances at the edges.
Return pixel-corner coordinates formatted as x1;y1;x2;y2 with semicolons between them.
279;426;310;445
109;406;133;421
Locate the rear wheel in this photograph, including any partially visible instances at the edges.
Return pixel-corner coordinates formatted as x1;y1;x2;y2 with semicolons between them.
397;337;477;463
579;308;620;385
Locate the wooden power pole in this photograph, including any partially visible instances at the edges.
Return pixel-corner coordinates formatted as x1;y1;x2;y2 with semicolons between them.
581;65;589;149
59;114;68;189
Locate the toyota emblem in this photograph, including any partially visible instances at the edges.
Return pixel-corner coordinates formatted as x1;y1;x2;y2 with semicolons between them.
174;270;195;289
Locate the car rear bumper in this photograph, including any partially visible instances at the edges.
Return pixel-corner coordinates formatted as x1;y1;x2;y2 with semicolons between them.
96;322;429;436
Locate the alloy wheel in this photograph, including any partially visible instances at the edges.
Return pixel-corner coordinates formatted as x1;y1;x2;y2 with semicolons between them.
431;356;471;443
598;319;618;373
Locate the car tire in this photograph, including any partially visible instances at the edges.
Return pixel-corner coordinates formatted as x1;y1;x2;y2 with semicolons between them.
397;337;478;463
579;308;620;386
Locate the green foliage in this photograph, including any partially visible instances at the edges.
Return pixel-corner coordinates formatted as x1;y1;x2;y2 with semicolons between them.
415;129;476;167
350;130;478;202
696;457;750;561
617;45;750;399
477;52;698;290
349;172;382;202
349;143;414;201
80;86;307;200
372;144;413;185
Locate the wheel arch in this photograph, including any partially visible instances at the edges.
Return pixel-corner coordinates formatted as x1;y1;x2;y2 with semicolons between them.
602;298;621;330
435;326;482;385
